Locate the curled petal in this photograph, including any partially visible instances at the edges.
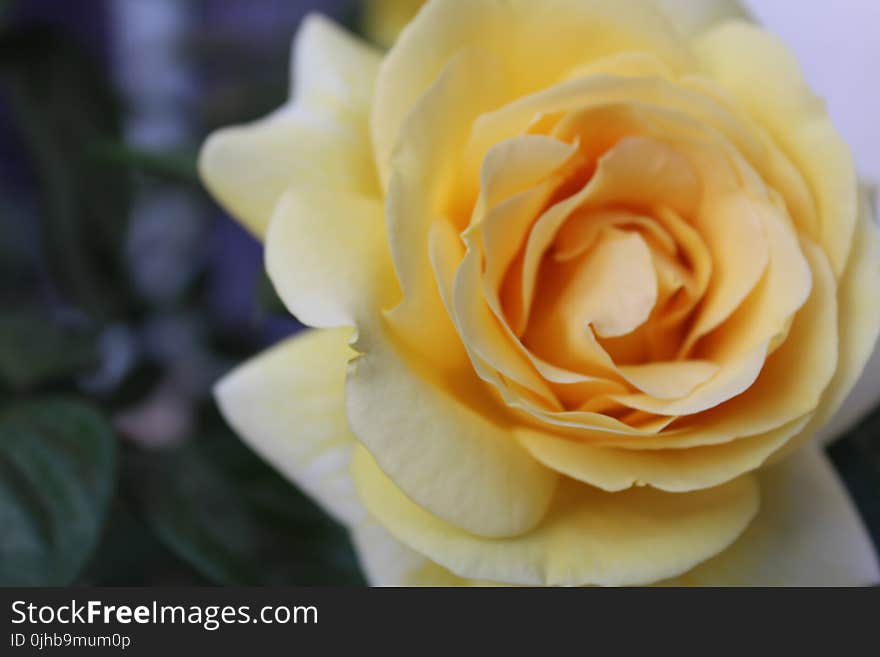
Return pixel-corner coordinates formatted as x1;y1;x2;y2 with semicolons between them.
265;189;399;330
214;328;363;527
353;445;758;586
200;16;380;237
346;325;558;538
695;21;858;277
660;447;880;586
373;0;694;186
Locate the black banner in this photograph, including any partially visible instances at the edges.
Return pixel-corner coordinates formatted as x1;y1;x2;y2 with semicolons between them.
0;587;875;654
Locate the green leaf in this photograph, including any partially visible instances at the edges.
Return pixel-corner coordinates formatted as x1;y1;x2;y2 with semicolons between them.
88;141;199;185
0;310;97;390
0;398;117;585
78;496;207;586
132;425;364;586
0;27;133;319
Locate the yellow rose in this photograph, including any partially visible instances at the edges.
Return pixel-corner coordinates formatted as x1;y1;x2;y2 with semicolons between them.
200;0;880;585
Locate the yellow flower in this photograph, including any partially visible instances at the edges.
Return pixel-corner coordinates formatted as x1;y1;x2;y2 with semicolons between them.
200;0;880;585
362;0;424;48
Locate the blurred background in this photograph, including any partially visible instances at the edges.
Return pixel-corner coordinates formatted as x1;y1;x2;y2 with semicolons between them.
0;0;876;586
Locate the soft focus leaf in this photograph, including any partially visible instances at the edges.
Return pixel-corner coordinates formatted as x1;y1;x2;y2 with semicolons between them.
0;398;116;585
78;496;206;586
89;141;199;185
132;420;363;586
0;310;97;390
0;26;132;319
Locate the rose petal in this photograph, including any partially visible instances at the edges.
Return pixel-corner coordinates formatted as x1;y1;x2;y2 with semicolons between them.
214;328;363;527
680;194;771;353
598;237;836;449
453;246;562;409
617;360;720;399
373;0;693;187
653;0;750;37
265;189;398;330
353;444;759;586
385;47;509;377
517;416;806;493
539;230;658;341
695;21;858;277
199;16;380;237
475;135;580;218
782;200;880;453
346;324;558;538
351;519;483;586
659;447;880;585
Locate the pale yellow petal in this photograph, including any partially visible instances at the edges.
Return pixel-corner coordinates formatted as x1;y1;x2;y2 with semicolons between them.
555;230;658;340
815;345;880;448
652;0;749;37
695;21;858;277
346;325;558;538
681;194;770;353
372;0;693;186
351;518;485;586
617;360;719;400
661;447;880;586
476;134;579;218
609;343;767;416
562;50;675;82
265;189;398;330
524;231;655;376
517;416;805;493
214;328;363;527
385;47;508;377
783;201;880;453
697;198;812;362
555;209;678;263
453;247;561;408
595;239;836;448
353;445;758;586
199;16;380;238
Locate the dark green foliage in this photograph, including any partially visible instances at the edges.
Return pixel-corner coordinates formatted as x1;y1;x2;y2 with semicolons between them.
0;399;115;585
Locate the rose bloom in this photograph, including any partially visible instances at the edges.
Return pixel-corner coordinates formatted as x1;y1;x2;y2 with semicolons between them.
200;0;880;586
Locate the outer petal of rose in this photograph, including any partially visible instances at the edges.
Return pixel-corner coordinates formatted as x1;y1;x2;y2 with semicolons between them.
199;16;380;238
816;344;880;447
516;416;806;493
652;0;749;37
786;202;880;451
346;327;558;539
352;445;758;586
659;447;879;586
351;519;486;586
356;447;879;587
694;21;857;278
265;149;558;539
372;0;694;187
265;189;399;330
214;327;364;527
385;47;509;378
